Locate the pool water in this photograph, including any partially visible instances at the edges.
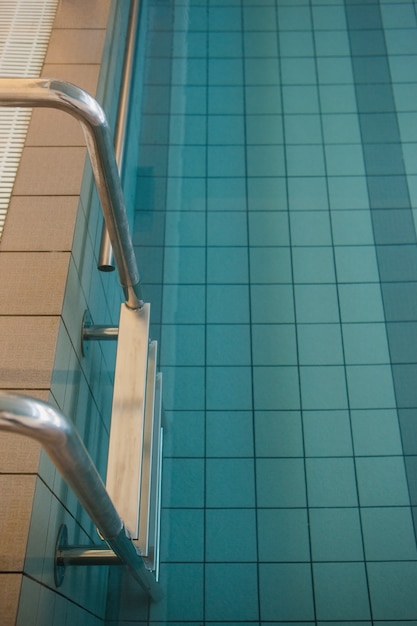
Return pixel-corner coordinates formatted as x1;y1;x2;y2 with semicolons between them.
110;0;417;623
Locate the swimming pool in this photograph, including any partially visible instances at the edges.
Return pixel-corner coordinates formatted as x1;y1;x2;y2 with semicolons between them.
103;0;417;623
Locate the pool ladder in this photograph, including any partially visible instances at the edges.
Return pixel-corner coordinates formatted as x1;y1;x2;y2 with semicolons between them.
0;77;163;600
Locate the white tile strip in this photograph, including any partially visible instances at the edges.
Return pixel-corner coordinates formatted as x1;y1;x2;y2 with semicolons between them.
0;0;58;238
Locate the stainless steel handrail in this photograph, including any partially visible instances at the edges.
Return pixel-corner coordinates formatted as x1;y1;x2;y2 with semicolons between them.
0;77;142;310
98;0;140;273
0;392;160;600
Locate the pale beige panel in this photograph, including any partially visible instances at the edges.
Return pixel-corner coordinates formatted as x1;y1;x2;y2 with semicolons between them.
0;196;78;252
26;110;85;147
12;147;86;196
0;574;21;626
0;475;37;571
41;63;101;95
45;30;106;65
0;390;48;474
0;316;60;388
54;0;111;29
0;252;70;315
26;64;101;146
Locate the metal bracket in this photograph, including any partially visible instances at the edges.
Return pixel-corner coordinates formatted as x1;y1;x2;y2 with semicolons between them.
55;524;122;588
81;309;118;356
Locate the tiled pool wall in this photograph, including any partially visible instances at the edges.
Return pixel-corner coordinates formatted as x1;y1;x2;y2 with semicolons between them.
0;1;135;624
119;0;417;623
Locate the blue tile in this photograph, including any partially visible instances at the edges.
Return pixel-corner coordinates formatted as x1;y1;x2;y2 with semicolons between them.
361;507;417;561
346;365;396;409
250;246;292;283
255;411;304;457
208;145;246;177
163;247;206;284
162;458;204;507
254;366;300;410
166;177;206;211
207;177;246;211
278;6;312;30
292;247;336;283
331;210;374;245
252;324;297;365
315;30;350;56
247;177;287;211
258;508;310;561
207;285;250;323
309;508;364;561
208;115;245;145
207;211;247;245
208;59;243;86
171;85;207;115
295;284;340;323
246;85;282;114
280;31;314;57
243;6;276;31
247;145;285;176
304;410;353;456
209;86;244;114
248;211;289;245
150;564;204;622
162;366;205;410
244;31;278;57
356;457;410;506
206;411;254;457
290;211;332;246
314;563;371;621
367;562;417;620
298;324;344;366
171;58;207;85
317;57;354;84
335;246;379;283
206;458;255;507
209;31;242;57
208;246;249;283
287;145;325;176
281;58;317;84
160;508;204;562
322;113;361;143
169;114;206;144
257;458;307;507
320;85;358;113
288;177;329;210
246;114;283;144
206;324;251;365
338;284;385;322
168;145;206;177
259;564;314;621
312;5;347;29
251;285;295;323
325;144;365;176
206;509;257;561
161;324;205;365
163;410;205;457
245;58;280;85
342;323;390;364
285;114;322;144
327;176;369;210
306;458;358;507
206;366;253;410
209;6;242;31
205;564;259;622
283;85;319;114
162;285;205;323
351;409;403;456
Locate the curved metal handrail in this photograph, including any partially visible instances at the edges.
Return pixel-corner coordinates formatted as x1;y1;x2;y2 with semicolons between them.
98;0;140;272
0;77;142;310
0;392;160;600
